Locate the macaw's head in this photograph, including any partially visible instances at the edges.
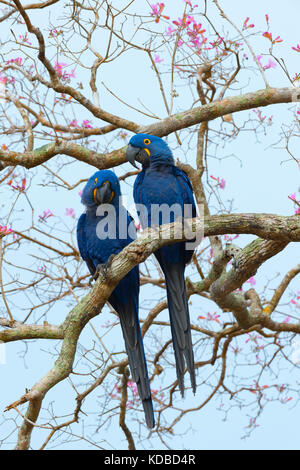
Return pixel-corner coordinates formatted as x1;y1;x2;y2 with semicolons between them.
81;170;121;208
126;133;174;169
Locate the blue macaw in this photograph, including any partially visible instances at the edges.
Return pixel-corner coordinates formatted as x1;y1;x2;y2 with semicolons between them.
126;134;197;396
77;169;155;428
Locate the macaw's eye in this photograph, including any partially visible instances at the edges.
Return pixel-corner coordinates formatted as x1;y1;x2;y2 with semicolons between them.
94;178;97;185
144;138;151;145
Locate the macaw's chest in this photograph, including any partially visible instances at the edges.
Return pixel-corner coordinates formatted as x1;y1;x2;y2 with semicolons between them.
84;210;130;264
140;167;183;206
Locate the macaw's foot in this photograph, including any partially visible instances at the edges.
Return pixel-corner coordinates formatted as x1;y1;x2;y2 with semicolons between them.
89;255;116;286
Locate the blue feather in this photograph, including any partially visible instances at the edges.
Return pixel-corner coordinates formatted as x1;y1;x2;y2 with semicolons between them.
129;134;197;395
77;170;155;428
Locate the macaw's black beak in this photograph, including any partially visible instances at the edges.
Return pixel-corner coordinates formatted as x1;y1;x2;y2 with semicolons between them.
126;144;150;169
94;181;113;205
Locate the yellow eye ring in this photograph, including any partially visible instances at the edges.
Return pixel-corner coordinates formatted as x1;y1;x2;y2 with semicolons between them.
144;138;151;145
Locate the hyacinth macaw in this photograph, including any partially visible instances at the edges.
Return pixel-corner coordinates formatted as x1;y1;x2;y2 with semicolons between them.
77;169;155;428
126;134;197;396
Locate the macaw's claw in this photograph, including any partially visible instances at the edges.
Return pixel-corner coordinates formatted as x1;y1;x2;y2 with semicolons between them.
89;254;116;286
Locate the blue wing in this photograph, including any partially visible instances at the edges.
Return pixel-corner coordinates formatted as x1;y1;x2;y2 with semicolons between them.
77;213;95;275
173;167;197;219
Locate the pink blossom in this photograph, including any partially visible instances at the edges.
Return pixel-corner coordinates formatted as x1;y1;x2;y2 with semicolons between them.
247;276;256;286
0;74;7;85
264;58;276;70
0;226;13;238
243;17;254;30
292;73;300;82
82;120;92;128
150;3;169;23
184;0;198;8
8;177;26;191
262;31;283;44
39;209;53;222
207;312;220;323
173;15;195;28
154;54;164;63
69;119;79;127
65;208;76;218
253;108;266;122
54;61;75;81
292;44;300;52
210;174;226;189
19;33;32;45
256;55;276;71
209;36;223;48
219;178;226;189
49;29;62;38
6;57;23;66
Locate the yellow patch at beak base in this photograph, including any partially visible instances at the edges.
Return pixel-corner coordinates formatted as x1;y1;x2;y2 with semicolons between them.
143;148;151;156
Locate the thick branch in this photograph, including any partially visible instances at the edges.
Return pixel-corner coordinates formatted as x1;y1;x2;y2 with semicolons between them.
0;86;298;170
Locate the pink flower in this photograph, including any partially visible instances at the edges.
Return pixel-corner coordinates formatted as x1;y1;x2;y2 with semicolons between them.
154;54;164;63
247;277;256;286
0;74;7;85
184;0;198;8
8;177;26;191
6;57;23;66
210;174;226;189
256;55;276;70
49;29;62;38
166;26;176;37
209;36;224;48
19;33;32;45
243;17;254;30
173;15;195;28
82;119;92;128
54;61;67;77
0;226;13;238
39;209;53;222
219;178;226;189
150;3;169;23
262;31;283;44
264;58;276;70
54;61;75;81
69;119;79;127
290;193;296;200
292;44;300;52
65;208;76;218
253;108;266;122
